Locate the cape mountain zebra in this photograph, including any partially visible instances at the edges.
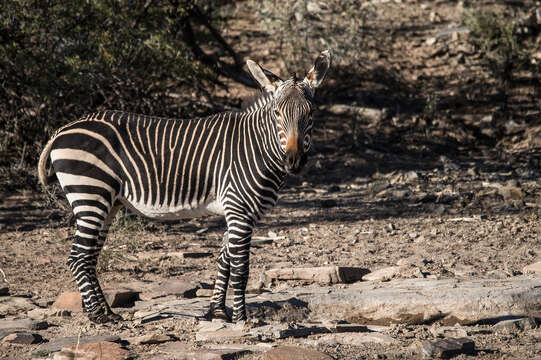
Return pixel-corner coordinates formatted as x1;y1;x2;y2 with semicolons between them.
38;50;331;323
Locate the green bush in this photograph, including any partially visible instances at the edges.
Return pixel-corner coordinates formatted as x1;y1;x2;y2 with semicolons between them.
0;0;222;174
463;9;529;86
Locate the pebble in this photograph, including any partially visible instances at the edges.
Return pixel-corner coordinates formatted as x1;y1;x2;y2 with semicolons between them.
498;186;524;201
1;332;43;344
493;317;537;332
429;326;468;338
363;266;405;281
405;171;419;182
196;288;214;297
421;337;475;358
522;261;541;274
51;292;83;312
426;37;437;46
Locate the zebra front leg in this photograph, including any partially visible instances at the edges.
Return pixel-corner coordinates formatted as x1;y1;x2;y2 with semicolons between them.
210;232;231;321
227;218;253;322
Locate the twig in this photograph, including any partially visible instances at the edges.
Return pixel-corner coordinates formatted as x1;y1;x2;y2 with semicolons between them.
0;268;8;284
75;328;82;353
16;142;26;169
251;236;286;246
169;1;258;89
448;217;479;222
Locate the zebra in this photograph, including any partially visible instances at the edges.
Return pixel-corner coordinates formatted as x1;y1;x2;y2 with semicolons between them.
38;50;331;324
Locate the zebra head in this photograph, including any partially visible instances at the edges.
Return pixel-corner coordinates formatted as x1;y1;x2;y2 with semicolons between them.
247;50;331;174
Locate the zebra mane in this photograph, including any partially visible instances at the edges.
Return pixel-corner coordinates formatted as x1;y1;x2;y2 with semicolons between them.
241;91;274;113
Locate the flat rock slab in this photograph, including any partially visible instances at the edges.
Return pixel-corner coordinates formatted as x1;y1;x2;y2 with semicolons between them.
317;332;398;346
0;318;48;330
270;277;541;324
35;335;121;354
159;342;251;360
57;341;129;360
129;277;541;326
196;328;251;342
27;308;71;319
139;279;199;301
128;333;173;345
262;346;334;360
0;296;37;316
134;298;208;323
265;266;369;285
196;321;370;342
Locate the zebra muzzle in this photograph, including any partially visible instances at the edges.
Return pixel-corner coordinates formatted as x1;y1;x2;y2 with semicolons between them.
284;150;306;174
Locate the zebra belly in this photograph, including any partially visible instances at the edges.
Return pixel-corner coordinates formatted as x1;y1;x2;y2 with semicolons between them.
121;198;225;220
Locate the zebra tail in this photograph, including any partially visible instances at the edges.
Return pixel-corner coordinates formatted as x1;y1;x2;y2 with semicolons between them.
38;136;56;190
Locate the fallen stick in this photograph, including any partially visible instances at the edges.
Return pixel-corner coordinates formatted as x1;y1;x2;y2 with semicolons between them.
0;268;8;283
251;236;285;245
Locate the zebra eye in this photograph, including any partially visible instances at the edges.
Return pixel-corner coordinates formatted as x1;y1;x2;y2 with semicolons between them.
274;109;280;117
303;134;311;151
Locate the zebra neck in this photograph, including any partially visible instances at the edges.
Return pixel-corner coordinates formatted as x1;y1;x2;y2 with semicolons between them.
249;106;286;175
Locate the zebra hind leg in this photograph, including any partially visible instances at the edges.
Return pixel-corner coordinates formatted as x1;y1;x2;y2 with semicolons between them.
209;231;232;321
67;204;122;324
88;203;123;322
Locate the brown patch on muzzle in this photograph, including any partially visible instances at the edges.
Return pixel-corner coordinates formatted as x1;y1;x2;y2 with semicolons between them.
285;135;298;154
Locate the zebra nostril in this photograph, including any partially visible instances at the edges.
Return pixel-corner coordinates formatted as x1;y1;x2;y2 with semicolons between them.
285;151;303;171
285;151;297;168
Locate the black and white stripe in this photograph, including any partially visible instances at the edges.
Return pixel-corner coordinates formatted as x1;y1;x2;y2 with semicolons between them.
38;51;331;323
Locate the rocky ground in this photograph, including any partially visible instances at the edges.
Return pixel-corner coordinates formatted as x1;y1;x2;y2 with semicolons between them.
1;0;541;359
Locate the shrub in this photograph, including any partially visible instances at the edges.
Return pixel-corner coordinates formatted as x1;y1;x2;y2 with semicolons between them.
463;9;530;87
0;0;243;181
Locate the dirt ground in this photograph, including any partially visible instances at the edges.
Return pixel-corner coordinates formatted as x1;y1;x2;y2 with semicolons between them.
1;0;541;359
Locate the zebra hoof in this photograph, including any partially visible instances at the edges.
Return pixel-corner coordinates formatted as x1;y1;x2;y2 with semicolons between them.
106;311;123;322
208;305;231;322
232;313;247;323
88;311;122;324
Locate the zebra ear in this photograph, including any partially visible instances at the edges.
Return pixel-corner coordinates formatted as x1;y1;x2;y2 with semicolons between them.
247;60;283;93
303;49;332;90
